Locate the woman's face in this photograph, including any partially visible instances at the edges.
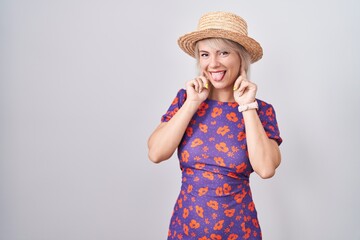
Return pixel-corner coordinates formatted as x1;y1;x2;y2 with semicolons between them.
198;40;241;90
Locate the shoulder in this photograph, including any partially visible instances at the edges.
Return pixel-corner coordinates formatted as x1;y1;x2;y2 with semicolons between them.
256;98;273;109
168;89;187;107
255;98;277;119
176;88;187;103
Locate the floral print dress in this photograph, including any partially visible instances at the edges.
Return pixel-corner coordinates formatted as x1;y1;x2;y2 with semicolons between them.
161;89;282;240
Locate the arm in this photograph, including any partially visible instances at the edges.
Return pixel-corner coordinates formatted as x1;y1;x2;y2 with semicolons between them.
147;100;200;163
147;76;210;164
233;66;281;178
242;109;281;178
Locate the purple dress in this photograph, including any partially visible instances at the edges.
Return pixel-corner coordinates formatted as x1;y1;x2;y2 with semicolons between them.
161;89;282;240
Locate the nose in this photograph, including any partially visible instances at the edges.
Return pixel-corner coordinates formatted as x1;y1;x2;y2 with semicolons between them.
209;56;220;68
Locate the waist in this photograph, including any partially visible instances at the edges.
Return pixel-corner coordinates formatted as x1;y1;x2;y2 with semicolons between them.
181;169;250;198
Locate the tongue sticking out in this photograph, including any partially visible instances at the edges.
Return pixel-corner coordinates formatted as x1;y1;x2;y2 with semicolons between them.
211;71;225;81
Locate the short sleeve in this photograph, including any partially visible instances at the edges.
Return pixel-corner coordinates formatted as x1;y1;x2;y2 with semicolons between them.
257;100;283;145
161;89;187;122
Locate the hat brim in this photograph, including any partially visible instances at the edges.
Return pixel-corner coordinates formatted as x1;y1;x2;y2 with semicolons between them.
178;29;263;63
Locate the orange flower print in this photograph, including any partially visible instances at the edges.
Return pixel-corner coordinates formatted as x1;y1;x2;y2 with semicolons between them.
215;187;223;196
226;112;238;122
266;106;273;116
196;205;204;218
248;201;255;212
194;163;205;169
215;142;229;153
236;162;247;173
211;107;223;118
214;157;226;167
237;131;246;141
223;183;232;195
241;222;251;239
197;109;205;117
224;209;235;217
186;127;193;137
199;237;209;240
183;224;189;236
177;198;183;208
187;184;193;193
181;150;189;163
252;218;260;228
234;189;247;204
231;146;239;152
216;126;230;136
186;168;194;175
210;234;222;240
171;96;179;105
202;153;209;159
197;102;209;117
183;208;189;219
227;172;239;179
189;219;200;229
198;186;208;196
191;138;203;147
213;220;224;231
199;123;208;133
227;233;239;240
207;200;219;210
202;171;214;180
228;102;238;108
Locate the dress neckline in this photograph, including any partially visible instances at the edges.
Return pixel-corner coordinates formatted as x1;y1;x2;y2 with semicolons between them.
206;98;239;105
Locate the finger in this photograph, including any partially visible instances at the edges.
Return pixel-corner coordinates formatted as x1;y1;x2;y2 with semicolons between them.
233;75;244;91
198;75;209;90
188;79;199;92
240;63;247;79
195;78;203;93
199;72;209;89
194;79;200;93
237;80;249;94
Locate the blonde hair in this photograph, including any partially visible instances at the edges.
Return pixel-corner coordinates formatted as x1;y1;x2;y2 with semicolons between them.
194;38;251;74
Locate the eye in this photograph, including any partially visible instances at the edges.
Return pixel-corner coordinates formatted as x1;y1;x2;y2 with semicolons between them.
220;51;229;56
200;53;209;58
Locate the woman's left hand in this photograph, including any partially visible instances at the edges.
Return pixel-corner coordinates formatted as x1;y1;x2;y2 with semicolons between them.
233;66;257;105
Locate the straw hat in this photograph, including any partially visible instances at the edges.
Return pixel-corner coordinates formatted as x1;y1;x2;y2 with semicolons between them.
178;12;263;63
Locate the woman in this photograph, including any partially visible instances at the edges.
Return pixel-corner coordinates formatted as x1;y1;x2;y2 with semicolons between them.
148;12;282;240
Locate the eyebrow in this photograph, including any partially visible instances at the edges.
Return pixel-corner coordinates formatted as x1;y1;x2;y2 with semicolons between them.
199;49;230;53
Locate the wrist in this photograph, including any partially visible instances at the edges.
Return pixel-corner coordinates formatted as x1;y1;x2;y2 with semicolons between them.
183;99;202;112
238;101;258;113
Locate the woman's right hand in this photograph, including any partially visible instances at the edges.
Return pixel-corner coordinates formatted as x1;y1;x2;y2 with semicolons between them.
185;75;210;103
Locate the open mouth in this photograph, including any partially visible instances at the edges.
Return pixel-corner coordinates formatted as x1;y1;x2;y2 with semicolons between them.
210;71;226;82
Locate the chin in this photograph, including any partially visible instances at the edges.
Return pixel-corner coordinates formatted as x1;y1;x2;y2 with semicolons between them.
210;81;232;90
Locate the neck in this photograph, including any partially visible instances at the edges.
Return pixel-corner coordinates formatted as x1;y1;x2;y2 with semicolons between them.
208;87;235;102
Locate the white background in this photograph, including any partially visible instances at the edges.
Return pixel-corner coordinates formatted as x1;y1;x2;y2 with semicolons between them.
1;0;360;239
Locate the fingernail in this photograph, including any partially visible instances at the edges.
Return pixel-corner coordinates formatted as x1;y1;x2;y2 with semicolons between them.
233;86;237;91
205;83;209;89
